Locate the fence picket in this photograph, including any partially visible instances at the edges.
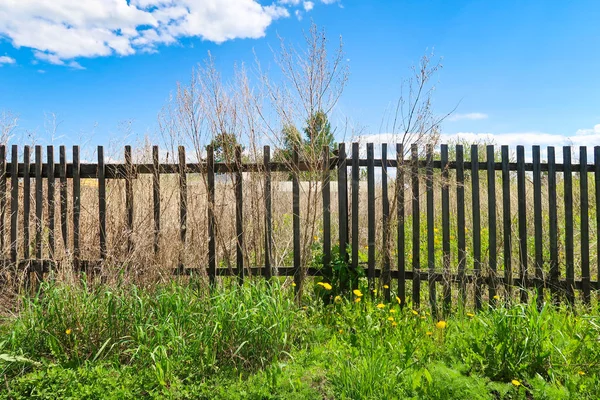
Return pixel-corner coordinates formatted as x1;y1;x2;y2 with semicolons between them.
397;143;406;308
0;145;5;257
563;147;575;304
441;144;451;314
322;145;331;282
533;146;543;308
517;146;527;303
72;146;80;272
47;146;55;259
548;147;559;303
382;144;391;302
367;143;375;297
235;145;244;283
59;146;68;252
456;145;466;304
10;145;18;266
487;145;497;304
35;146;43;281
351;143;360;291
580;146;590;304
411;144;421;308
264;145;272;279
152;146;160;256
426;145;436;315
98;146;106;262
471;145;482;310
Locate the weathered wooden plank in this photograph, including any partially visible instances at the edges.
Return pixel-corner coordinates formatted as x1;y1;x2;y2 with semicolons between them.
179;146;187;274
125;146;134;255
563;147;575;304
471;145;482;310
23;146;30;263
367;143;375;297
47;147;55;259
382;143;391;302
351;142;360;291
501;146;512;298
532;146;543;308
441;144;451;313
322;145;332;282
595;146;600;293
487;145;497;304
98;146;106;261
456;145;466;304
34;146;43;281
548;147;559;303
411;144;421;308
60;146;68;252
397;143;406;307
426;144;436;314
72;146;80;271
152;146;160;255
580;146;590;304
10;145;18;266
337;143;349;267
0;145;5;256
235;145;244;283
264;145;272;279
207;145;216;285
516;145;528;303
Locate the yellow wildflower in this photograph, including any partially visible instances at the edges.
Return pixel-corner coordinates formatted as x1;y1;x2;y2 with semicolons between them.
383;285;389;289
376;303;385;309
339;329;344;334
436;320;447;329
426;331;433;336
467;312;475;318
387;316;394;322
355;297;362;303
421;316;426;319
353;289;363;297
493;295;500;300
322;283;332;291
389;309;397;314
334;295;342;303
412;310;419;316
392;322;398;327
314;236;319;241
511;379;521;387
396;296;401;304
578;371;585;376
291;282;296;287
65;328;72;335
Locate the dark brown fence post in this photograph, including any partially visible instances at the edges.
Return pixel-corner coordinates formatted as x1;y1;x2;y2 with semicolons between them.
397;143;406;308
10;145;18;269
72;146;80;272
235;145;244;283
178;146;187;274
125;146;134;256
548;147;559;304
98;146;106;262
322;145;332;282
35;146;43;282
595;146;600;296
516;145;527;303
47;146;55;259
152;146;160;256
580;146;590;304
426;144;436;315
487;145;497;305
411;144;420;308
292;145;301;298
366;143;375;298
532;146;543;309
337;143;349;267
23;146;30;270
382;144;391;302
0;145;5;258
471;145;482;310
501;146;512;300
59;146;68;253
441;144;451;314
456;145;466;305
563;147;574;304
351;142;360;291
207;145;216;285
264;145;272;279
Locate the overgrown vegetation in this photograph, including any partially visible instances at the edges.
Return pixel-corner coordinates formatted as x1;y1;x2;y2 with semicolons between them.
1;278;599;399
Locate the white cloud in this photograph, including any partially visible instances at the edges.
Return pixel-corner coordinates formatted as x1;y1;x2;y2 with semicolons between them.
303;1;314;11
0;55;16;65
448;112;488;122
0;0;333;67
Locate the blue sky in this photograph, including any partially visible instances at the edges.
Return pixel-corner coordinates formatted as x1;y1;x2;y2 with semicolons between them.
0;0;599;150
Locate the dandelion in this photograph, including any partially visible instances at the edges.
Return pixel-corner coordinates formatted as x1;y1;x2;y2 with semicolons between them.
355;297;362;303
388;316;395;322
353;289;363;297
65;328;72;335
421;316;426;319
493;295;500;300
322;283;332;291
412;310;419;316
578;371;585;376
511;379;521;387
314;235;319;241
292;282;296;287
392;322;397;327
334;295;342;303
383;285;389;289
426;331;433;336
467;312;475;318
339;329;344;334
389;309;397;314
396;296;401;304
436;320;447;329
376;303;385;309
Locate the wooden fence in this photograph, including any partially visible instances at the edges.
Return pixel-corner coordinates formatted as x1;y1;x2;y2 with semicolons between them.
1;143;599;311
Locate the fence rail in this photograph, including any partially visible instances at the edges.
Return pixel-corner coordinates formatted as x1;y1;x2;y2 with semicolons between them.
1;143;599;311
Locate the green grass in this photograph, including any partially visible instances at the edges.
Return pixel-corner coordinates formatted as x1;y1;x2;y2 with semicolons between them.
1;278;599;399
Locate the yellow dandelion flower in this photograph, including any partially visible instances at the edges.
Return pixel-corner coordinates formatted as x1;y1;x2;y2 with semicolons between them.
65;328;72;335
412;310;419;316
353;289;363;297
376;303;385;309
436;320;447;329
387;316;395;322
389;309;397;314
292;282;296;287
314;235;319;241
396;296;401;304
493;295;500;300
334;295;342;303
383;285;389;289
421;316;426;319
392;322;397;327
426;331;433;336
578;371;585;376
317;282;325;286
322;283;332;291
467;312;475;317
339;329;344;334
511;379;521;387
355;297;362;303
